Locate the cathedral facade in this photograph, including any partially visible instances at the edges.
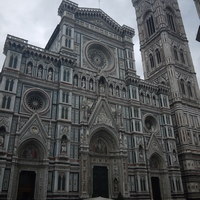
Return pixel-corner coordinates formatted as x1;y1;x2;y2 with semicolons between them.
0;0;199;200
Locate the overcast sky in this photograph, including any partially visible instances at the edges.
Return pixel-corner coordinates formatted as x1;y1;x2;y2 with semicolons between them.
0;0;199;81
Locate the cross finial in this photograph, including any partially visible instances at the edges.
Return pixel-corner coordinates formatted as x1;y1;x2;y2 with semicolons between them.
99;0;100;8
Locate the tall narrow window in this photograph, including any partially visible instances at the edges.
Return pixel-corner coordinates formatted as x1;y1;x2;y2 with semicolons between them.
180;49;185;64
155;49;161;64
174;46;179;61
180;79;185;95
65;39;71;48
5;79;10;91
2;96;11;109
146;15;156;37
13;56;18;68
63;69;70;82
66;27;72;36
9;55;14;68
58;173;66;191
167;13;176;32
61;107;68;119
132;87;137;99
187;82;193;97
9;80;14;91
149;54;155;68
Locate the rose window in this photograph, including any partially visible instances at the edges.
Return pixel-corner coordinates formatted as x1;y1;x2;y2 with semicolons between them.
27;96;43;110
143;114;159;133
85;41;115;71
88;49;107;69
23;88;50;114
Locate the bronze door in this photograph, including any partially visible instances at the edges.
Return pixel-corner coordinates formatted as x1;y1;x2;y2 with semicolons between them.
17;171;36;200
93;166;108;198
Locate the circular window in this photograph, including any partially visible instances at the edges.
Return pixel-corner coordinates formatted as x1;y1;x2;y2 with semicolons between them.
88;49;107;69
143;114;159;133
23;88;50;114
85;41;115;71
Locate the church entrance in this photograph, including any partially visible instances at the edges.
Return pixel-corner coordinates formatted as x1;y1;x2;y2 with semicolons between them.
151;177;162;200
93;166;108;198
17;171;36;200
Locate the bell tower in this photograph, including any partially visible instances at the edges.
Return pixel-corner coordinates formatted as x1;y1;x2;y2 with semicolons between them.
132;0;200;199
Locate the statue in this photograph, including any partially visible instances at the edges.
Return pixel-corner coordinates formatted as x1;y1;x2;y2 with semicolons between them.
27;64;32;75
48;70;53;81
37;67;42;78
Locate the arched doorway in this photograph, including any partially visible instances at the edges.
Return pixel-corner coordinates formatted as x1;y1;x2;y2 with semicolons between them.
80;128;126;199
17;171;36;200
149;154;170;200
8;139;48;200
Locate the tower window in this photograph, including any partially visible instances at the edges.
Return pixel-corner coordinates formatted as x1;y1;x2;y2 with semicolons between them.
149;54;155;68
65;39;71;48
63;69;70;82
180;79;185;95
167;13;176;32
173;46;179;61
187;82;193;97
66;27;72;37
9;55;18;69
155;49;162;64
180;49;185;64
146;15;156;37
5;79;14;91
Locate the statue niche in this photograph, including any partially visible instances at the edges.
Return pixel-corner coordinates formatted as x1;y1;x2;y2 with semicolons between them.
92;139;107;154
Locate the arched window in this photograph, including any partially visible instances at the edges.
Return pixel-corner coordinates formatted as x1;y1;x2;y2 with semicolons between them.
180;79;185;95
180;49;185;64
61;107;68;119
155;49;162;64
9;55;14;68
65;39;71;48
13;56;18;68
2;96;11;109
174;46;179;61
9;80;14;91
66;27;72;37
149;54;155;68
58;173;66;191
166;10;176;32
187;82;193;97
63;69;70;82
5;79;10;91
146;15;156;37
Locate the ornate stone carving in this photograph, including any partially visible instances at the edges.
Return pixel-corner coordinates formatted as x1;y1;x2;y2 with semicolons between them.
95;107;112;126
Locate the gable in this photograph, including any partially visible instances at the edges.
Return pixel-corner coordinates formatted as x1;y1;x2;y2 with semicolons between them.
18;113;48;147
88;98;118;132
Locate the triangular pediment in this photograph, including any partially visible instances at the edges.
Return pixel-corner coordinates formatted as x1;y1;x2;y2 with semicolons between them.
147;134;164;158
75;8;134;37
88;98;118;131
18;113;48;146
